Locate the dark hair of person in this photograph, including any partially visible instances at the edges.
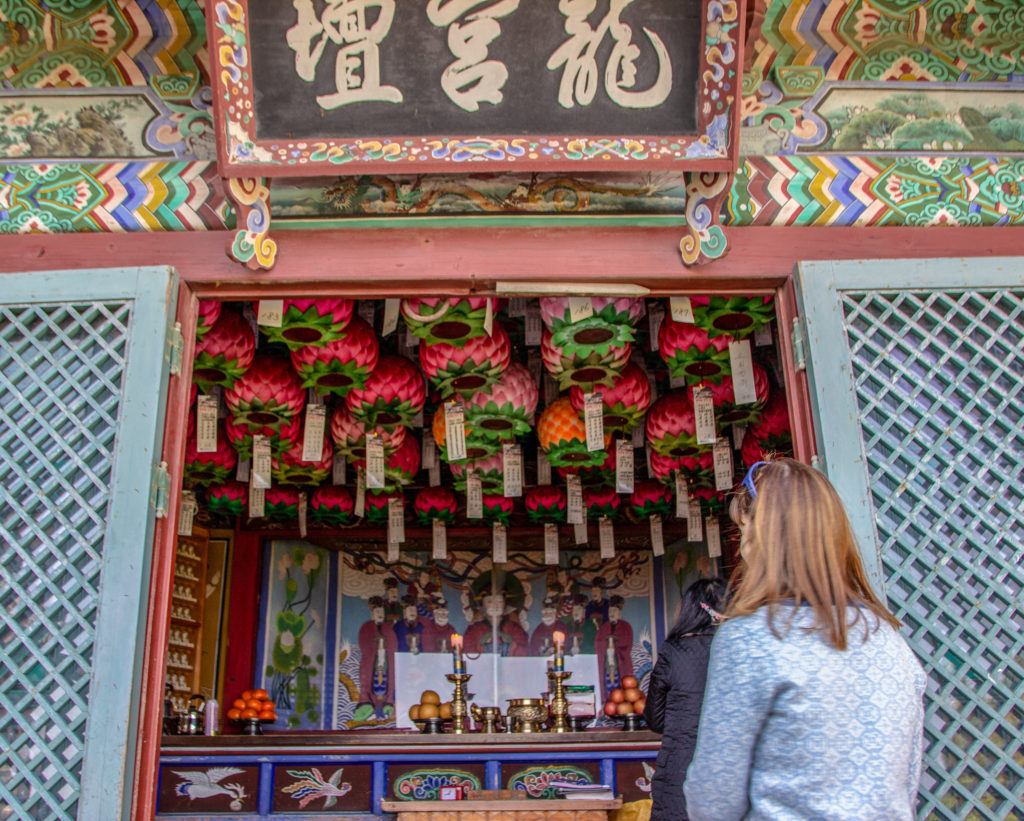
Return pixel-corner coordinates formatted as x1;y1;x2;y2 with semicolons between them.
667;577;728;640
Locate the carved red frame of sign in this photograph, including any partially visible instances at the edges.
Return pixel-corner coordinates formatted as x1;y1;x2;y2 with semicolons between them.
206;0;747;270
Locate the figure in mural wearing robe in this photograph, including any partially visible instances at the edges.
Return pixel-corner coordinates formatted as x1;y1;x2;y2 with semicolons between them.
595;595;634;701
585;576;610;623
421;595;457;653
392;595;424;653
382;577;402;623
465;592;528;656
409;567;440;618
529;597;563;656
357;596;397;717
563;594;598;656
463;600;489;655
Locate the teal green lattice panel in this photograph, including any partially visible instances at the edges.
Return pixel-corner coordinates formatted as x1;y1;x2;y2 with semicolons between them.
798;258;1024;820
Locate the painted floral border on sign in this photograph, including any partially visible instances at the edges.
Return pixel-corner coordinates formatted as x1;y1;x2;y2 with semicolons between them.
206;0;745;176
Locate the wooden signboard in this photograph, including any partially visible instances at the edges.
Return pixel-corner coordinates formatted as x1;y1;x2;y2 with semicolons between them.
207;0;745;176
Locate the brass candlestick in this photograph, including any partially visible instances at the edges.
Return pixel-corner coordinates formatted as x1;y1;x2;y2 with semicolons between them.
445;673;471;734
547;669;572;733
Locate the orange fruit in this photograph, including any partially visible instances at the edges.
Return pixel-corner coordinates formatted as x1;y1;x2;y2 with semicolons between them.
242;690;253;701
241;708;259;719
226;708;242;721
616;701;634;715
624;687;641;703
409;704;421;721
245;698;263;711
621;675;638;689
418;703;440;719
261;700;275;712
232;699;247;711
420;690;441;705
439;702;452;720
609;688;625;704
258;710;275;721
252;688;269;700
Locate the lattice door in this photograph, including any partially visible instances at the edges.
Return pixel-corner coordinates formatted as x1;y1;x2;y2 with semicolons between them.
799;259;1023;821
1;268;175;821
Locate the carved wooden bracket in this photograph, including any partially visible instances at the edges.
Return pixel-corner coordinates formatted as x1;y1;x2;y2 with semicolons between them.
226;177;276;271
680;171;732;266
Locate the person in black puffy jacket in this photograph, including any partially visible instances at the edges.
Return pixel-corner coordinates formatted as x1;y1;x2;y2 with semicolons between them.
643;577;728;821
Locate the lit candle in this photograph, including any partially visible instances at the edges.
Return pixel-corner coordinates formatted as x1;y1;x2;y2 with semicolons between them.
451;633;464;674
553;630;565;673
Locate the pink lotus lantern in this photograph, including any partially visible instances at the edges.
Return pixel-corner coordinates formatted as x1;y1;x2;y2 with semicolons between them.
224;412;302;458
265;486;300;520
557;446;617;488
258;299;355;349
192;308;255;391
401;297;499;347
539;296;645;358
710;364;771;426
646;390;710;458
649;451;683;485
481;493;514;525
741;391;792;467
413;487;459;525
310;485;355;527
449;451;504;493
569;361;651;434
205;481;248;518
583;486;621;520
196;300;222;341
691;484;725;515
225;354;306;432
183;425;237;486
331;403;407;460
345;354;426;430
690;295;775;339
419;323;511;398
464;362;539;441
542;329;631;392
525;485;567;524
272;434;333;486
658;318;732;384
630;479;673;520
290;316;379;398
364;490;402;525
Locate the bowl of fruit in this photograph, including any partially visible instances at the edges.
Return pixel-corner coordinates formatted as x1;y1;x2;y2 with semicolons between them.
602;676;646;731
408;689;453;734
226;688;278;735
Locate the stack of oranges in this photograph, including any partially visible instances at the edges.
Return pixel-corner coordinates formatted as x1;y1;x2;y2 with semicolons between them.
226;688;277;723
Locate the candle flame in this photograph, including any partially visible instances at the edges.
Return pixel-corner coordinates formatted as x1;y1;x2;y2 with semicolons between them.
553;630;565;645
451;633;463;649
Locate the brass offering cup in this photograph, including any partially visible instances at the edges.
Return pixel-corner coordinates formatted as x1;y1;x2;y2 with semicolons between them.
506;698;547;733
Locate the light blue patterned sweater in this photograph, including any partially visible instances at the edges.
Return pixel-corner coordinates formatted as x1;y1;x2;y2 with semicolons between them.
684;604;926;821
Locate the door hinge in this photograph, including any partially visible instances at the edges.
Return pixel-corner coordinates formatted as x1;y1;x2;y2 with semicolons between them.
791;316;807;372
168;322;184;376
811;453;826;475
152;460;170;519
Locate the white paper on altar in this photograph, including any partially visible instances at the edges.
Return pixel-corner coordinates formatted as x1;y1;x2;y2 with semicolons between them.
394;652;599;729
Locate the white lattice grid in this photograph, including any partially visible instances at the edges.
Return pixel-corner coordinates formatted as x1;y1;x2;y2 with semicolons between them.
841;289;1023;821
1;302;131;821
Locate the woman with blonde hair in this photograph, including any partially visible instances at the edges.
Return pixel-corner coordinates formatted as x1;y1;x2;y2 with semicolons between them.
684;458;926;821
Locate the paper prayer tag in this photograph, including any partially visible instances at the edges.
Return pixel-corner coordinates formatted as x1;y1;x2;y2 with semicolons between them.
669;296;695;323
599;518;615;558
728;339;758;405
467;472;483;519
432;520;447;560
544;523;560;564
251;436;272;490
713;437;734;491
568;297;594;323
444;401;467;462
178;491;197;536
574;521;589;545
387;540;400;563
566;474;584;525
492;523;508;563
382;299;400;335
707;518;722;558
648;304;665;352
248;484;265;519
502;444;523;497
332;452;347;485
615;439;634;494
196;395;218;453
354;469;366;518
650;515;665;556
302;404;327;462
257;300;283;327
687;500;703;542
388;497;405;544
537;449;552;486
675;474;688;518
583;392;605;452
366;435;386;490
298;492;308;538
692;386;717;445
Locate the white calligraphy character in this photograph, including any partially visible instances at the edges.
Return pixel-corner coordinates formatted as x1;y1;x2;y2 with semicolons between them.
547;0;672;110
426;0;520;112
287;0;403;110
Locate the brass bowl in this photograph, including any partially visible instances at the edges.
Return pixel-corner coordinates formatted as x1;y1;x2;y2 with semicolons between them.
506;698;548;731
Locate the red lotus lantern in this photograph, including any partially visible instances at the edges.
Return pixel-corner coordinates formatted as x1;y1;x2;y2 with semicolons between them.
569;361;651;434
290;316;379;398
196;300;222;341
449;452;504;493
272;434;333;486
331;403;407;461
413;487;459;525
431;404;501;462
690;295;775;339
539;296;645;358
741;391;792;467
258;299;355;349
541;329;631;392
658;318;732;384
645;390;710;458
401;297;498;346
481;493;514;526
710;364;771;426
310;485;355;527
464;362;539;441
183;425;237;487
192;308;255;391
225;354;306;432
419;323;511;398
265;486;301;520
630;479;673;520
345;354;426;431
583;486;621;520
525;485;567;523
224;413;302;458
205;481;248;518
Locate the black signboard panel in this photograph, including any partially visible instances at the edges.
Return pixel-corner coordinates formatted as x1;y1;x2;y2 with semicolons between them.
248;0;701;140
